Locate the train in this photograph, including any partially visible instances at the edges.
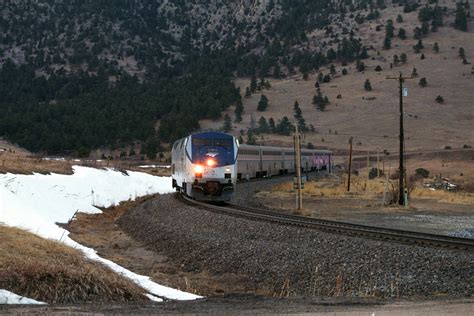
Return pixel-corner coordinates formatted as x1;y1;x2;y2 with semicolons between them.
171;131;332;202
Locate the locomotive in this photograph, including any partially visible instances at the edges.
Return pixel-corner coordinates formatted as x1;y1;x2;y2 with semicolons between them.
171;131;239;202
171;131;332;202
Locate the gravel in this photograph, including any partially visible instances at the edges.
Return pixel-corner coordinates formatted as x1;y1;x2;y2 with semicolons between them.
118;193;473;299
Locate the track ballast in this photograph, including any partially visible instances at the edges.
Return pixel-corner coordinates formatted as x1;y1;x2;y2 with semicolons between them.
178;194;474;252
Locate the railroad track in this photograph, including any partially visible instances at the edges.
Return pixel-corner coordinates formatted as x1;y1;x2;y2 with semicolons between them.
178;194;474;252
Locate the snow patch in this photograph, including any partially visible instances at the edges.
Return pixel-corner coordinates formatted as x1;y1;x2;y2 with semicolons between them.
0;289;47;305
0;166;201;301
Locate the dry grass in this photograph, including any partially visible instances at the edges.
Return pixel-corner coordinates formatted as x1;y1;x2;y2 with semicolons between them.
0;151;171;176
267;174;474;205
270;176;388;199
0;225;147;304
0;153;73;175
410;187;474;205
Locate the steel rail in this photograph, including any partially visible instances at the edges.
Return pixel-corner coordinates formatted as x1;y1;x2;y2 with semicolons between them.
178;194;474;252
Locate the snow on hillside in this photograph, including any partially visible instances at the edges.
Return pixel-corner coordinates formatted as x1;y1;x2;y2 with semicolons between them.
0;166;201;302
0;289;47;305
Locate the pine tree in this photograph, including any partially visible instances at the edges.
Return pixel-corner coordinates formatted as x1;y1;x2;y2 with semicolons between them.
250;75;257;93
458;47;466;59
246;129;256;144
385;19;394;38
234;99;244;123
393;54;399;66
342;68;348;75
433;42;439;53
330;64;336;74
257;94;269;111
312;88;327;111
268;118;276;132
455;5;468;31
396;14;403;23
375;65;382;72
293;100;302;120
222;114;232;132
276;116;293;135
383;36;391;49
245;86;252;98
257;116;269;133
400;53;407;63
419;77;427;87
411;67;418;77
364;79;372;91
435;95;444;103
398;28;407;39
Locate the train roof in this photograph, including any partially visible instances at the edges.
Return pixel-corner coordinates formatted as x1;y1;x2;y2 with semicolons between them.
239;144;332;154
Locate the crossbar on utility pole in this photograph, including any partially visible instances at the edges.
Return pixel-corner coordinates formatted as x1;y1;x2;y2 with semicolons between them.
386;72;413;206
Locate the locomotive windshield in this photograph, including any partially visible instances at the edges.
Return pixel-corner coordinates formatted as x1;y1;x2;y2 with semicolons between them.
191;134;235;167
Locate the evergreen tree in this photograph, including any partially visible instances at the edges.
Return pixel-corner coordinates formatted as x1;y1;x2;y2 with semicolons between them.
222;114;232;132
435;95;444;103
268;117;276;132
245;86;252;97
234;99;244;123
246;129;256;144
342;68;348;75
257;94;269;111
396;14;403;23
276;116;293;135
383;36;391;49
455;5;468;31
458;47;466;59
357;60;365;72
250;75;257;93
419;77;427;87
411;67;418;77
398;28;407;39
329;64;336;74
433;42;439;53
393;54;399;66
364;79;372;91
257;116;269;133
400;53;408;63
385;19;394;38
312;88;327;111
375;65;382;71
293;101;302;120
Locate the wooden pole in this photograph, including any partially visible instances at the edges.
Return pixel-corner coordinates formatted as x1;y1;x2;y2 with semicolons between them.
294;124;303;210
347;137;353;192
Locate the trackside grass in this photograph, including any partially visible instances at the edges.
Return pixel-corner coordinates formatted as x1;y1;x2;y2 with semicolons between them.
0;225;146;304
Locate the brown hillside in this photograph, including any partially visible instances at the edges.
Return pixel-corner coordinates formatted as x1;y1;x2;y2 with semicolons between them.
201;1;474;153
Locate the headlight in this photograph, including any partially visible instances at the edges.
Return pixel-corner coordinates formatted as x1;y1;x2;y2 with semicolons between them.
194;165;204;173
206;159;216;167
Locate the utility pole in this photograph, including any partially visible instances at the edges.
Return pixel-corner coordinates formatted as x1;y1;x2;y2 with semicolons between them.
377;147;380;178
294;124;303;210
347;137;353;192
367;151;370;181
387;72;413;206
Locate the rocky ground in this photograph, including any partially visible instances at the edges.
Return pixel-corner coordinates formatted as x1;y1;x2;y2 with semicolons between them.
118;193;473;299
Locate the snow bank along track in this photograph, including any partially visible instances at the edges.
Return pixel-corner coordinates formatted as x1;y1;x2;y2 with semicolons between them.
178;194;474;252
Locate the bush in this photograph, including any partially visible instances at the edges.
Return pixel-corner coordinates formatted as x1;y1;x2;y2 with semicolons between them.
369;168;383;179
415;168;429;178
444;145;452;149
